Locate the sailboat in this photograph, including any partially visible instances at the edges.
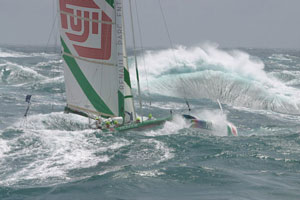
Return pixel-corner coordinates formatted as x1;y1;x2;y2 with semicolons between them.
57;0;237;135
57;0;171;132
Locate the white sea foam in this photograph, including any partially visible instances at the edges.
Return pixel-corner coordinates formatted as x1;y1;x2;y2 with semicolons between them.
0;139;9;158
153;139;174;163
0;129;105;186
144;139;174;164
0;112;130;186
136;170;164;177
144;115;189;136
34;59;63;68
127;139;174;167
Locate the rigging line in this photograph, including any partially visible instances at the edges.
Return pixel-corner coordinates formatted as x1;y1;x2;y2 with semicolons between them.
51;2;58;111
158;0;191;111
134;0;152;107
46;9;59;54
129;0;143;121
53;0;55;21
158;0;175;51
53;0;59;53
53;16;65;104
40;6;59;111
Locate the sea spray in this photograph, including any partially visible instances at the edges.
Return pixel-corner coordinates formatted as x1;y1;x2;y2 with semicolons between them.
129;44;300;114
144;114;189;136
188;109;231;137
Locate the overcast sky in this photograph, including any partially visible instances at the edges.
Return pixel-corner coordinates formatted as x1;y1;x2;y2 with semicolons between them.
0;0;299;49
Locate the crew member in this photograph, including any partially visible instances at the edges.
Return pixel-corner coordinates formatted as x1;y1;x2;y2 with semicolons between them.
95;117;102;129
113;120;119;127
105;121;110;128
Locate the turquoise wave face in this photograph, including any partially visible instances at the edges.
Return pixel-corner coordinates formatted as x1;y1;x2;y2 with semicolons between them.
0;46;300;200
128;45;300;114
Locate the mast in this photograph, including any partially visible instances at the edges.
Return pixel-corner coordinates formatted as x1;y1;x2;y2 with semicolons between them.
122;1;137;121
129;0;143;120
115;0;125;119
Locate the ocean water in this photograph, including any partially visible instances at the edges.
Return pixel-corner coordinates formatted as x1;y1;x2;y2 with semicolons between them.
0;44;300;200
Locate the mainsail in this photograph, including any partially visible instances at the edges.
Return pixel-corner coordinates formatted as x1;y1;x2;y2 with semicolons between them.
58;0;135;121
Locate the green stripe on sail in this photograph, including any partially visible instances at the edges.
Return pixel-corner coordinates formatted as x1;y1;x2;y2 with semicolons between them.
124;68;131;88
106;0;114;8
61;38;114;116
124;95;133;99
118;91;124;118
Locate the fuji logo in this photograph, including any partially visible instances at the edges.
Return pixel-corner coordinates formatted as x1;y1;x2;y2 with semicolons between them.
59;0;112;60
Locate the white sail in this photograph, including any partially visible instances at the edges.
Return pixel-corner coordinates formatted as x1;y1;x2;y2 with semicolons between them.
58;0;135;120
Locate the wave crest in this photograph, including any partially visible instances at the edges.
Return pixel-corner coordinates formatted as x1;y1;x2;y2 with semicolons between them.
131;44;300;114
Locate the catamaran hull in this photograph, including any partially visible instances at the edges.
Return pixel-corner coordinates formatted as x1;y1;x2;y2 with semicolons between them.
102;116;172;132
191;119;238;136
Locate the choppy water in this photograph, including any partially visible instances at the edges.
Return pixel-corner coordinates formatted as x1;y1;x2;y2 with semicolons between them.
0;45;300;200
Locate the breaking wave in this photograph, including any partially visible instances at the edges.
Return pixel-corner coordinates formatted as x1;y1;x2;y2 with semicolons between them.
130;44;300;114
0;61;46;84
0;59;64;94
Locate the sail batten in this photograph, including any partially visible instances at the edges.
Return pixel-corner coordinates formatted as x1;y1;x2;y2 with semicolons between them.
62;52;116;66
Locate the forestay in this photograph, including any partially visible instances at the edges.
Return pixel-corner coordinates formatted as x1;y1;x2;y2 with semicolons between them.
58;0;135;121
